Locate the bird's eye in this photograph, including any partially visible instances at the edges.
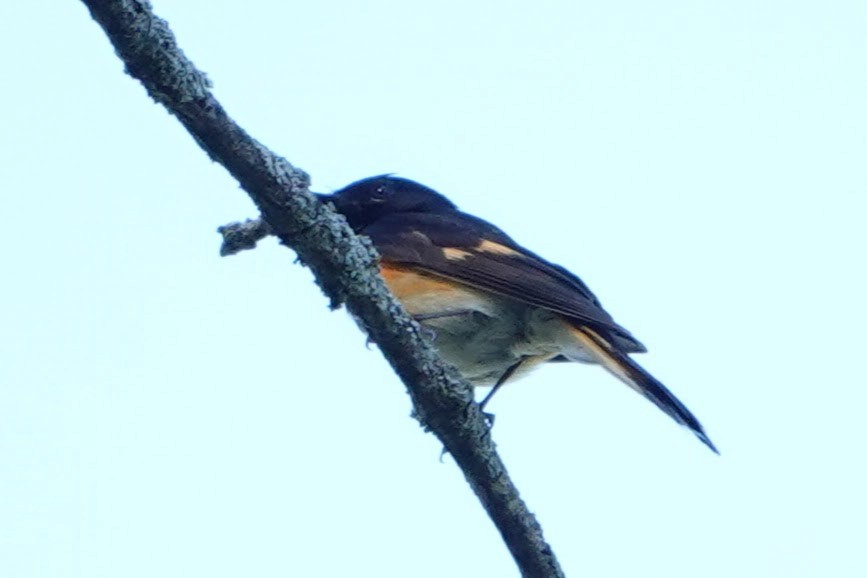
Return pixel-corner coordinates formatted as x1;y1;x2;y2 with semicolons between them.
371;185;389;203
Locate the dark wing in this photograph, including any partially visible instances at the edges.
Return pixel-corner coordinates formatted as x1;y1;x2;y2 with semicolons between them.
363;211;647;353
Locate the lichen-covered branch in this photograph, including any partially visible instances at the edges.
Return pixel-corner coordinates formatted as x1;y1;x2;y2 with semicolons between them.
78;1;565;576
217;218;271;256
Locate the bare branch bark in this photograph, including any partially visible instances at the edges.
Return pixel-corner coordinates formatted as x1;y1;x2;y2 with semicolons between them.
78;1;565;576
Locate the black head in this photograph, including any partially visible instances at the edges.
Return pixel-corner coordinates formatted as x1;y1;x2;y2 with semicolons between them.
317;175;457;230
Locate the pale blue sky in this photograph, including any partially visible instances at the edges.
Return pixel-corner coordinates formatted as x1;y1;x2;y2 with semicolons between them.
2;1;866;576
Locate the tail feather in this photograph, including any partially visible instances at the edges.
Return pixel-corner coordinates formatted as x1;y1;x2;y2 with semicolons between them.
568;326;718;454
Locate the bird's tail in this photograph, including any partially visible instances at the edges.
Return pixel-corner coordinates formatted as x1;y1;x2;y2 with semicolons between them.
567;326;718;454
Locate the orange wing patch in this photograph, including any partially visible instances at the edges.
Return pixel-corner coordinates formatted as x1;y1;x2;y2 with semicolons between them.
476;239;521;257
442;247;472;261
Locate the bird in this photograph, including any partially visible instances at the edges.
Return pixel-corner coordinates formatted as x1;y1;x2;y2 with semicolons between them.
316;175;717;453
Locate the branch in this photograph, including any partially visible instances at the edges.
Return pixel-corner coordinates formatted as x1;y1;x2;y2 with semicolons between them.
79;1;564;576
217;218;271;257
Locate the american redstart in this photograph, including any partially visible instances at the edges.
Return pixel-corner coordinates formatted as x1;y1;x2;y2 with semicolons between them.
317;175;717;453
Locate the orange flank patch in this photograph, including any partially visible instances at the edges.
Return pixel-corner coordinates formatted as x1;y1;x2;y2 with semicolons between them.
379;264;491;317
